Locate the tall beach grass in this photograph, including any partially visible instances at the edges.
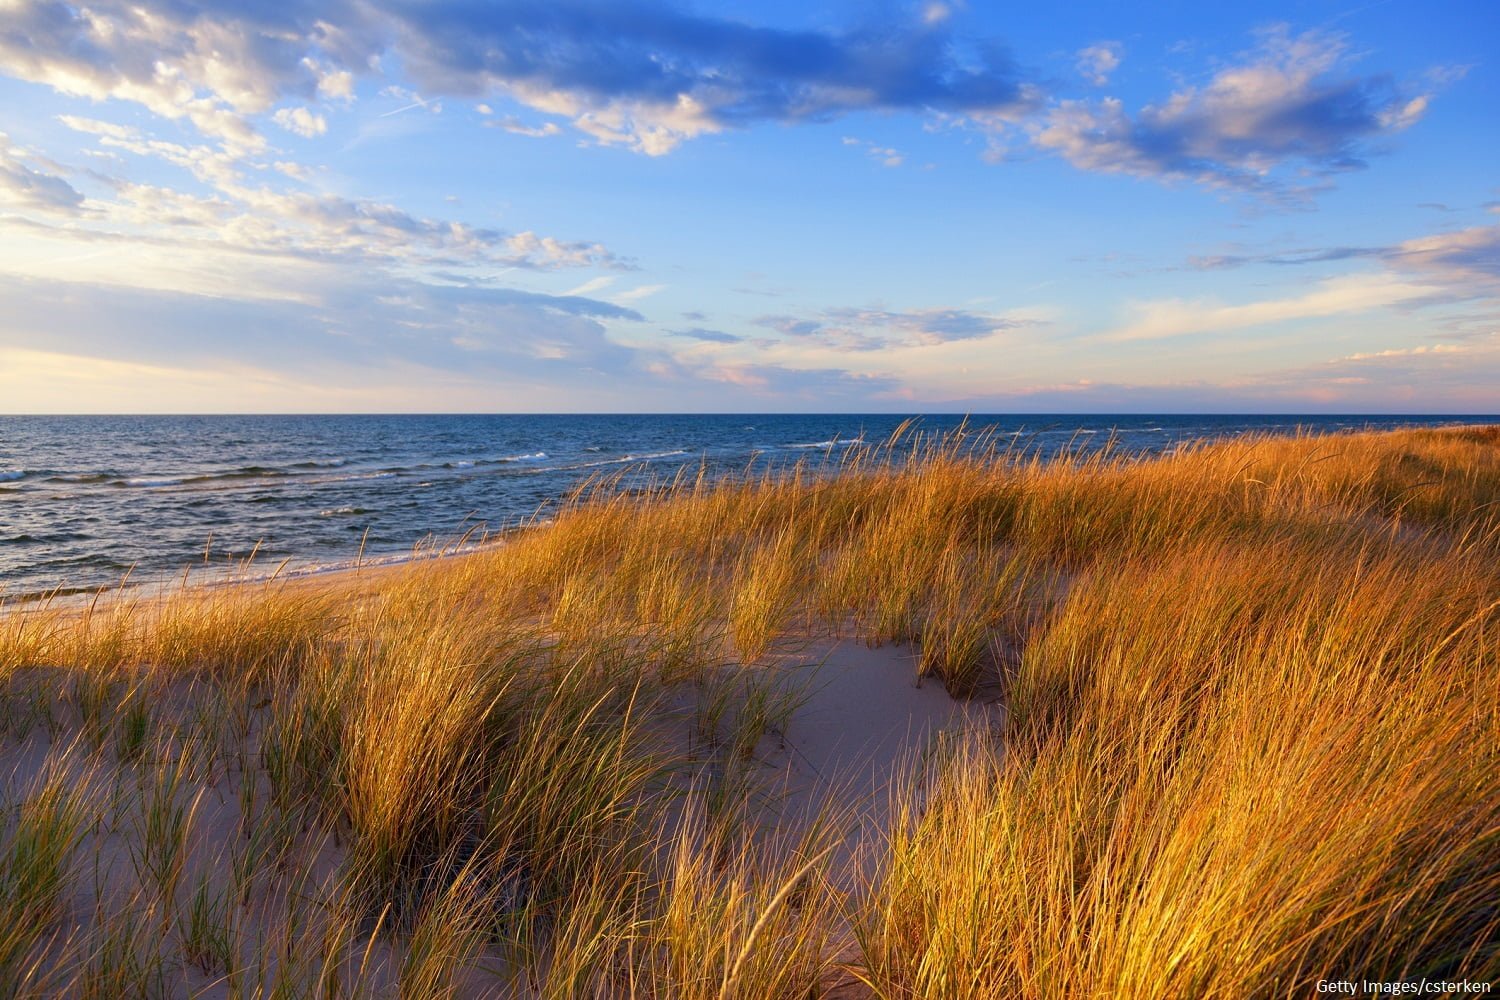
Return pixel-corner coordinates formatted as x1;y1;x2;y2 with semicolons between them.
0;423;1495;997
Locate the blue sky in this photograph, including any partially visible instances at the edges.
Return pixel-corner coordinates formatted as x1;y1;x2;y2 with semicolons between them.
0;0;1495;412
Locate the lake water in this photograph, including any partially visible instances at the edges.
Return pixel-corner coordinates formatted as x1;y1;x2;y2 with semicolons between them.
0;413;1488;599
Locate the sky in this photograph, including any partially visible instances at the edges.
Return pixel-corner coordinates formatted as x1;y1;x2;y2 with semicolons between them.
0;0;1496;413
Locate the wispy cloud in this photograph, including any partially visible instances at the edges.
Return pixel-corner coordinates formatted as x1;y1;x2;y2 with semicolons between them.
841;136;905;168
669;327;744;344
754;306;1028;352
484;117;563;138
0;133;85;213
1188;223;1500;291
1101;272;1439;342
20;120;630;276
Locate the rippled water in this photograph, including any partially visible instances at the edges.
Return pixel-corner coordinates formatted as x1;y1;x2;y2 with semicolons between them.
0;413;1487;599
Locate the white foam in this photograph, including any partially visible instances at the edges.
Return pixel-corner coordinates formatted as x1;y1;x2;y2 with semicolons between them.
560;449;690;472
785;437;863;449
125;477;182;487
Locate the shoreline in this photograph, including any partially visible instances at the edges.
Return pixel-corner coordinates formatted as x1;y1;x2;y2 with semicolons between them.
2;415;1490;613
0;522;535;614
8;419;1495;617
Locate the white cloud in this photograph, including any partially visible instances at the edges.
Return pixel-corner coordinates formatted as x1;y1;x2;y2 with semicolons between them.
0;133;84;213
1076;42;1122;86
563;276;616;297
842;136;905;167
1102;272;1440;342
615;283;666;302
484;117;563;138
308;61;355;101
273;106;328;138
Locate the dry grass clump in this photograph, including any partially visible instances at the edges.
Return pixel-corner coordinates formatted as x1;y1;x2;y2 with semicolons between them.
861;536;1500;997
0;423;1495;997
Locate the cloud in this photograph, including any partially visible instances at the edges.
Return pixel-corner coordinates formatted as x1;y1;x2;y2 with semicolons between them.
0;133;84;213
1187;223;1500;291
669;327;743;344
309;61;355;101
684;359;903;401
755;306;1026;351
0;0;312;152
1031;26;1432;197
0;0;1032;157
1224;334;1500;410
615;283;666;302
1341;344;1466;362
921;3;956;26
562;276;616;297
842;136;904;167
1390;224;1500;288
386;2;1031;154
1187;245;1385;270
1102;272;1440;342
0;270;929;411
484;117;563;138
1075;42;1122;86
272;106;328;137
14;125;629;275
1111;218;1500;346
0;269;642;380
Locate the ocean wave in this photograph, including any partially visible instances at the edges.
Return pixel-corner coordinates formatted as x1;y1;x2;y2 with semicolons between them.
181;466;290;484
0;470;23;482
783;437;864;449
427;452;547;471
318;506;368;517
92;461;356;491
557;449;690;472
326;471;397;483
49;473;113;484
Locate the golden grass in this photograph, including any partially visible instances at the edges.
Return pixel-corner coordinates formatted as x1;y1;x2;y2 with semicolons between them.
0;422;1496;997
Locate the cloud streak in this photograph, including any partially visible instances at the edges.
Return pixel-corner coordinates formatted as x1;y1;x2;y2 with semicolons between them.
755;307;1027;352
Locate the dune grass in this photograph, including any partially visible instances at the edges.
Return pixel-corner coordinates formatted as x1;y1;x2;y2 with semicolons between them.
0;422;1496;997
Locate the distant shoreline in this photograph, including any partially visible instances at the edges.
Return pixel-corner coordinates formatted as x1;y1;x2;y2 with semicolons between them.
5;413;1494;611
